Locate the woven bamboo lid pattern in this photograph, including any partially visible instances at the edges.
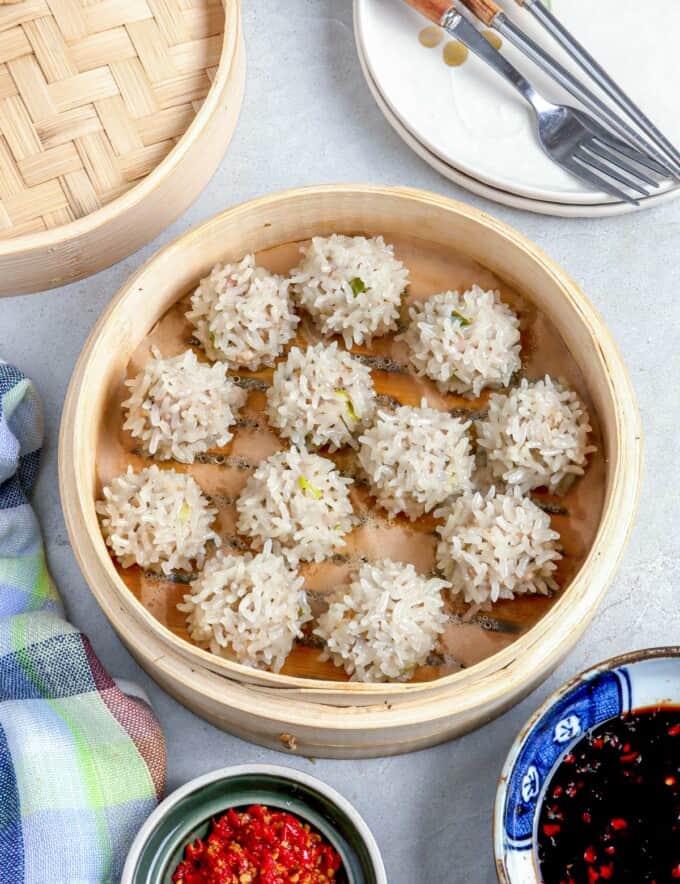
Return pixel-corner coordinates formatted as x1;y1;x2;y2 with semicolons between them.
0;0;224;239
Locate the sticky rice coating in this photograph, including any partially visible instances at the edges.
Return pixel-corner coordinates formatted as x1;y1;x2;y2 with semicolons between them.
315;560;449;682
266;342;377;451
398;286;521;397
435;488;561;605
476;375;595;494
357;402;474;520
291;235;409;347
178;543;311;673
122;347;247;463
235;447;355;565
96;465;219;574
186;254;299;370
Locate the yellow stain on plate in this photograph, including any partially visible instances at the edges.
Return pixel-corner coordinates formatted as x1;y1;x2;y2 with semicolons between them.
443;40;469;67
419;30;502;68
418;25;443;48
482;29;503;50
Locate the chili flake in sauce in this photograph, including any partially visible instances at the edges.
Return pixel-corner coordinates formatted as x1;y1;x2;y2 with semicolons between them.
537;707;680;883
172;804;342;884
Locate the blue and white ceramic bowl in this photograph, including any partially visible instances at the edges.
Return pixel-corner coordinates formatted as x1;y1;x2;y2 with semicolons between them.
494;647;680;883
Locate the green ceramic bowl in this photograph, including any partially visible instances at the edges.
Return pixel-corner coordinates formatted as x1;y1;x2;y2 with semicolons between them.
122;764;386;884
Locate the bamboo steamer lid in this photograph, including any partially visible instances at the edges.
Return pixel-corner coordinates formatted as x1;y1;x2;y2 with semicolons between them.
0;0;243;295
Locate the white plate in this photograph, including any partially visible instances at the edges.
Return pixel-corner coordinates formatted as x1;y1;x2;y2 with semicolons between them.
355;24;680;218
355;0;680;205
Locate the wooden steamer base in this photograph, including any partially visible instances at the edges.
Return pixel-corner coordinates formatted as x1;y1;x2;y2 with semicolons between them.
60;186;643;757
111;602;594;758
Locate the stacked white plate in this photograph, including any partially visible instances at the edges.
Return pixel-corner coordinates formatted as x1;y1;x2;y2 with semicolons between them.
354;0;680;217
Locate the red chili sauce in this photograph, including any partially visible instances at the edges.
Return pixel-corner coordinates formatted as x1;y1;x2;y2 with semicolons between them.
172;804;342;884
537;707;680;883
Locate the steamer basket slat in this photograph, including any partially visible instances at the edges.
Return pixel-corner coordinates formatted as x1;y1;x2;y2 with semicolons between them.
59;186;643;757
0;0;243;295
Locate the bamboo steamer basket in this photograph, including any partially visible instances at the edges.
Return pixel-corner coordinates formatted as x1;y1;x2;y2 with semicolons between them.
0;0;243;296
59;185;643;758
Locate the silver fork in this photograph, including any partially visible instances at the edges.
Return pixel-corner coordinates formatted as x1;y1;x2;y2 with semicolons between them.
403;0;662;205
516;0;680;178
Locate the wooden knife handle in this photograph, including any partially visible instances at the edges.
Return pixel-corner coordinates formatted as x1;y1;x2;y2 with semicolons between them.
460;0;502;26
401;0;453;25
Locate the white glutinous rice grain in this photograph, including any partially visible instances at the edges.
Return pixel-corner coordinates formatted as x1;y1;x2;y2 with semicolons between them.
398;287;521;397
186;254;298;369
96;465;219;574
235;447;355;564
435;487;561;605
178;542;311;672
315;559;449;682
291;235;409;346
357;402;474;520
476;375;595;494
266;342;377;450
122;347;247;463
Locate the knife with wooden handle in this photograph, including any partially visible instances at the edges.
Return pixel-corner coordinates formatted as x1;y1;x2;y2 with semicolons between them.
403;0;452;23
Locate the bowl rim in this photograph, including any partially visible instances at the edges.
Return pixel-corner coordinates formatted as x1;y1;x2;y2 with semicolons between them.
59;183;644;700
0;0;240;258
120;763;387;884
492;645;680;883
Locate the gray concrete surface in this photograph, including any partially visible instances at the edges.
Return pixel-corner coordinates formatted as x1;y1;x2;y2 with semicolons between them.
1;2;679;881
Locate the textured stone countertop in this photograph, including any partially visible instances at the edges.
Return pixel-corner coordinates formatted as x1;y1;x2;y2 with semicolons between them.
2;3;679;881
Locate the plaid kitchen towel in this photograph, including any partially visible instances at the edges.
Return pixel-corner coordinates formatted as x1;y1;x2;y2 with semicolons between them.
0;362;167;884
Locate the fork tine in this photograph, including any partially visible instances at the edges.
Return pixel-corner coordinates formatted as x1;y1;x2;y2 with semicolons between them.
562;156;640;206
584;141;659;189
592;138;670;181
574;149;649;198
575;115;670;180
581;141;659;196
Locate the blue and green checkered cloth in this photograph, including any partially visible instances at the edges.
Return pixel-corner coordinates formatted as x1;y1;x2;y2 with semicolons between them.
0;362;167;883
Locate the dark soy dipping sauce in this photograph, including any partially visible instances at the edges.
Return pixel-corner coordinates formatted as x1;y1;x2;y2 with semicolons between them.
537;707;680;883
